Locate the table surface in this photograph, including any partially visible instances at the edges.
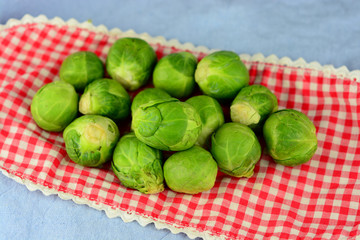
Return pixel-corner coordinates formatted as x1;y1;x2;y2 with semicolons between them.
1;1;359;240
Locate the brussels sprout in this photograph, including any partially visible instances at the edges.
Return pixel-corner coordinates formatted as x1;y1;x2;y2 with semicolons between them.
185;95;224;147
112;133;164;194
63;115;120;167
263;109;318;166
230;84;278;131
79;78;130;120
195;51;249;101
31;81;78;132
163;146;218;194
211;123;261;178
153;51;197;98
131;88;171;115
106;37;157;91
59;51;104;91
132;98;202;151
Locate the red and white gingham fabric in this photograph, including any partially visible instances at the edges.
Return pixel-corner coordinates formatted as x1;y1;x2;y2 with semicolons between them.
1;19;360;240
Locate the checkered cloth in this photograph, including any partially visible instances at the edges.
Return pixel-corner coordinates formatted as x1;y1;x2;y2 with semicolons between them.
0;22;359;240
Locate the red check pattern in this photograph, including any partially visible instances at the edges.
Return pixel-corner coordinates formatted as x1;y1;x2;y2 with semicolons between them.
1;22;360;240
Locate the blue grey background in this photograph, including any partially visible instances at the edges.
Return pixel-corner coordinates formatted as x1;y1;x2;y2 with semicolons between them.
0;1;359;240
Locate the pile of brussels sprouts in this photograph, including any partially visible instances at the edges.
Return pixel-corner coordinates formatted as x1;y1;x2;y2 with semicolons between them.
30;37;318;195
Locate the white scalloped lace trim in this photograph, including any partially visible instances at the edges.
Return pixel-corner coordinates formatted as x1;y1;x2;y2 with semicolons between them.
1;14;359;82
1;14;359;240
0;168;223;240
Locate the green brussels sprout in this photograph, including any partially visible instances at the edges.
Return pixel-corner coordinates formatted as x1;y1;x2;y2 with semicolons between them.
153;51;197;98
131;88;171;115
132;98;202;151
163;146;218;194
63;115;120;167
185;95;224;147
59;51;104;91
263;109;318;166
230;84;278;131
106;37;157;91
195;51;249;101
79;78;131;120
211;123;261;178
31;81;78;132
112;133;164;194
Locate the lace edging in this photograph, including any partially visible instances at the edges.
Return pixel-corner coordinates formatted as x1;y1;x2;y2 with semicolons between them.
1;14;359;82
